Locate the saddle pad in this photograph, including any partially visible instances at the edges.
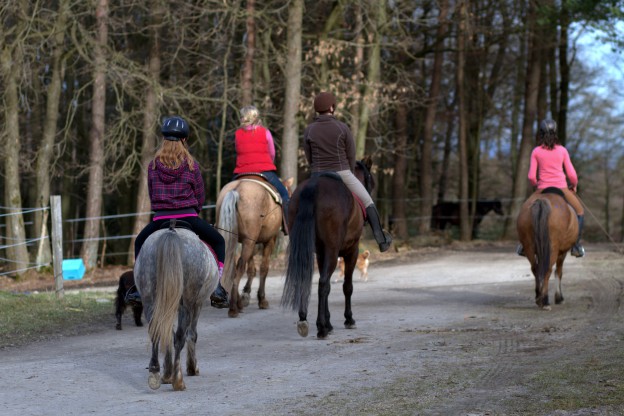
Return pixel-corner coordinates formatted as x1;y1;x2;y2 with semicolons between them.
239;178;282;204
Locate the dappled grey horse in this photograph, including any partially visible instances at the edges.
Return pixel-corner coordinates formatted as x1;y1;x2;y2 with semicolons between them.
134;223;218;391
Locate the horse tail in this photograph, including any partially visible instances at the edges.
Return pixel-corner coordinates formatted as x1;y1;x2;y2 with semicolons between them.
218;189;239;291
148;229;184;354
281;180;317;311
531;199;551;287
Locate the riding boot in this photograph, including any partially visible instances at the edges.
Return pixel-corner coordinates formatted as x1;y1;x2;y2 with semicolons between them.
571;215;585;258
210;262;229;308
365;204;392;252
281;202;289;236
516;244;526;257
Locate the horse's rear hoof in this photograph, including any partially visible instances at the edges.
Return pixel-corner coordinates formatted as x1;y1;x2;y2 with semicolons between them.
345;322;357;329
259;299;269;309
228;309;239;318
241;293;251;307
148;372;161;390
297;321;309;337
541;305;552;311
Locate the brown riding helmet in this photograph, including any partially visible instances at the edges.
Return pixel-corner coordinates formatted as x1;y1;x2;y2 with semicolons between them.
313;92;336;113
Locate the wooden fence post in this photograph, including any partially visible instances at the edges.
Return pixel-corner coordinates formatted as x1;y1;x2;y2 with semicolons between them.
50;195;64;299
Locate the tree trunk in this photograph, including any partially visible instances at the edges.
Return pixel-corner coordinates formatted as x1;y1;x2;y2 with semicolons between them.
81;0;109;269
419;0;449;234
392;102;409;242
355;0;385;158
35;0;69;268
128;0;162;265
504;0;541;239
280;0;303;187
319;2;343;89
1;39;30;275
456;0;471;241
557;3;570;146
349;1;364;142
241;0;256;106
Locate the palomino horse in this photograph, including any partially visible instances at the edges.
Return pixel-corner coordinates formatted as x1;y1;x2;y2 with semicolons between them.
134;222;218;391
516;188;578;310
216;175;293;318
281;158;374;339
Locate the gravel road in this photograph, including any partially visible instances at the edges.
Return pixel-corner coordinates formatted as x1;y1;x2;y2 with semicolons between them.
1;244;623;416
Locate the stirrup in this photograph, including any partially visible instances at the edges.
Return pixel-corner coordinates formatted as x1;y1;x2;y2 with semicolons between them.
210;283;229;308
378;231;392;253
571;244;585;258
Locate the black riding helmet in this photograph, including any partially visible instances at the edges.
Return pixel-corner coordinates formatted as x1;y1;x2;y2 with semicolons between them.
539;119;557;135
161;116;189;141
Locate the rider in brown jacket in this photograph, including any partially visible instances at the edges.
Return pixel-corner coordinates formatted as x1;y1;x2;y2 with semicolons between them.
303;92;392;252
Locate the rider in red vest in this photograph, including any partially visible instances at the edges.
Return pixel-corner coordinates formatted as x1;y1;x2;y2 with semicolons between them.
210;106;291;309
303;92;392;252
233;105;290;225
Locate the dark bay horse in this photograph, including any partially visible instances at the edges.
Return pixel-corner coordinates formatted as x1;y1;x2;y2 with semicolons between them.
134;223;218;391
431;199;504;238
216;175;293;318
281;158;373;339
516;188;578;310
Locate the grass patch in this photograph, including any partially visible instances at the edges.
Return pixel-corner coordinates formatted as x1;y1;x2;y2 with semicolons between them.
0;290;115;349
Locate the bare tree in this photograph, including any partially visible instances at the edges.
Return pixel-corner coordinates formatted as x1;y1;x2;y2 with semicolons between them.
127;0;163;265
280;0;303;187
241;0;256;106
81;0;109;269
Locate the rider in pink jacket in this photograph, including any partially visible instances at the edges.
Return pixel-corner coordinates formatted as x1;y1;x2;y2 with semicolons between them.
518;119;585;257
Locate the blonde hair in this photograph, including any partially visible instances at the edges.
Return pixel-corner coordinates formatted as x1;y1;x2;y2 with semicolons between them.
152;140;195;170
239;105;262;128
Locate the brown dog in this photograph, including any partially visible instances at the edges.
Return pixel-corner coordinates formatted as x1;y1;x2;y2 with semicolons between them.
335;250;370;282
115;270;143;330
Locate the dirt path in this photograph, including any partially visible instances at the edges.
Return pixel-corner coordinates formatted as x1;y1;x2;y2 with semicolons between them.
1;244;623;415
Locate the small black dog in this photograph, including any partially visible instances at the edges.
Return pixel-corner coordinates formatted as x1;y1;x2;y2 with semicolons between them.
115;270;143;330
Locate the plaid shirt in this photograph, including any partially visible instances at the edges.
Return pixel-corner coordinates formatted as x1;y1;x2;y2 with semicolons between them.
148;158;205;213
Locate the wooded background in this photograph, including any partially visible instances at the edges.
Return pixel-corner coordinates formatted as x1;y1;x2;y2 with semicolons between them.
1;0;623;274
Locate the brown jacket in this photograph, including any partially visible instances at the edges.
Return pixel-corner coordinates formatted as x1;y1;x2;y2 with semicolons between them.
303;114;355;173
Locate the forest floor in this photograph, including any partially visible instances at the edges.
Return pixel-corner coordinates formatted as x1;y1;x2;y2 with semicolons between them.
1;241;624;415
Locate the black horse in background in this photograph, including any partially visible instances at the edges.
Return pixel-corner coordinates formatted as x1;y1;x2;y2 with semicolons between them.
431;200;504;238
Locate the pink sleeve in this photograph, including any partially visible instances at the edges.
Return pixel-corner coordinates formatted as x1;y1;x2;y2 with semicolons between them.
266;129;276;161
562;147;578;186
527;149;538;187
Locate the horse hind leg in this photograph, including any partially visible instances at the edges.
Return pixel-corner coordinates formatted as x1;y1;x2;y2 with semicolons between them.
241;252;256;308
554;253;565;304
341;249;358;330
186;307;201;376
148;342;162;390
170;308;191;391
257;238;276;309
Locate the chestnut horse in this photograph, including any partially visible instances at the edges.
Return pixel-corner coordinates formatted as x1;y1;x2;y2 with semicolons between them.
216;175;293;318
281;158;373;339
134;222;218;391
516;188;578;310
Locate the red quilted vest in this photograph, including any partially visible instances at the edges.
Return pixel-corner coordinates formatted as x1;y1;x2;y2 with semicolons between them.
233;126;276;173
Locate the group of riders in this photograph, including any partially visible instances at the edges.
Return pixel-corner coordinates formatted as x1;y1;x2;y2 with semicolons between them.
133;92;393;308
133;92;585;308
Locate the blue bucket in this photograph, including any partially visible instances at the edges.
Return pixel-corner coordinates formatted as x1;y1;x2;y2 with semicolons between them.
62;259;86;280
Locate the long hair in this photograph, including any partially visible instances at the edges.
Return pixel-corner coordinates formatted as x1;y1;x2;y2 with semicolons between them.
152;140;195;170
239;105;262;128
536;130;559;150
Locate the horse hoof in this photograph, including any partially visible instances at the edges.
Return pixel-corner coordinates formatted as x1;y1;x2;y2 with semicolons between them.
345;323;357;329
259;299;269;309
228;310;239;318
297;321;309;337
317;333;328;340
541;305;552;311
115;324;122;330
148;372;161;390
173;381;186;391
241;293;250;307
187;367;199;376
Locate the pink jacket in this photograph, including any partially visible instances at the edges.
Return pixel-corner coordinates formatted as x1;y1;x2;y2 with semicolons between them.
528;145;578;189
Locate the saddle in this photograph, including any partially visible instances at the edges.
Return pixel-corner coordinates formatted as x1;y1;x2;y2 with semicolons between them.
159;219;194;232
311;172;367;220
234;173;282;204
541;187;568;204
